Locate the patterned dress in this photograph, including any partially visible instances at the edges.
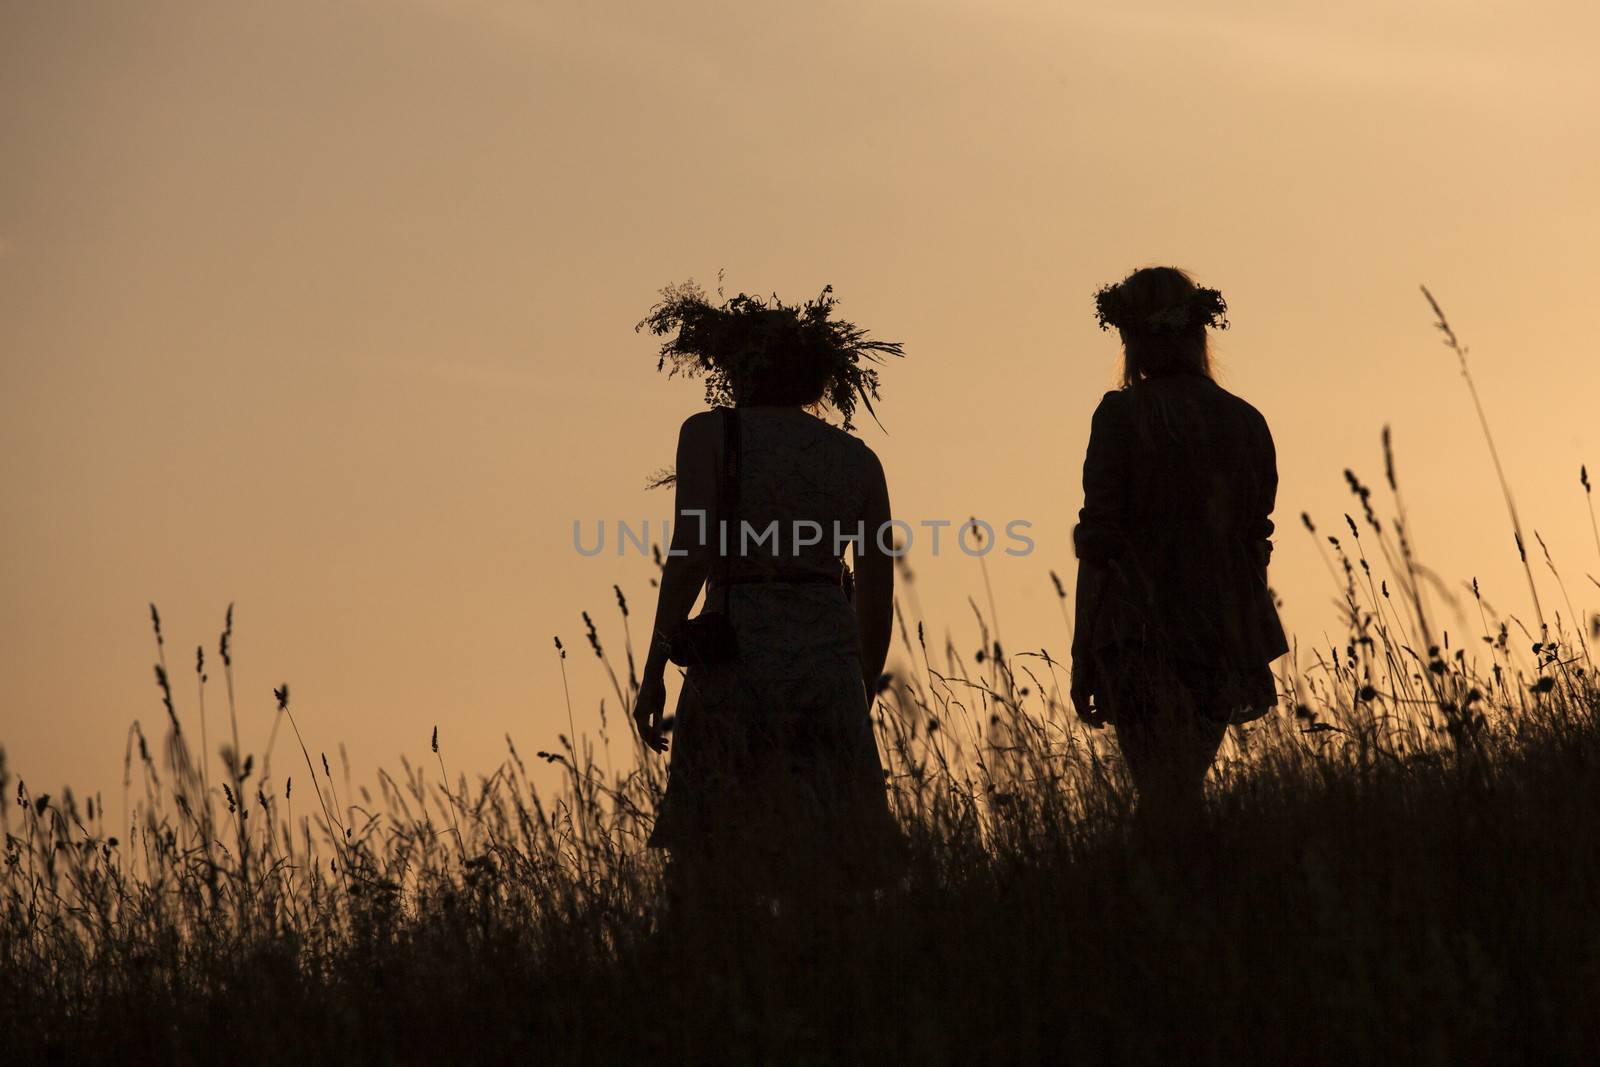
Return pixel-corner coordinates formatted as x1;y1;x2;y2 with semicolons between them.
648;407;900;883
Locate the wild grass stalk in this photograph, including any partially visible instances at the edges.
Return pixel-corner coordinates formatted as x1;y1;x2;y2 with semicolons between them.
1422;285;1546;635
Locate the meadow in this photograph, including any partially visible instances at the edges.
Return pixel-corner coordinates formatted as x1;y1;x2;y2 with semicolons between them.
5;295;1600;1064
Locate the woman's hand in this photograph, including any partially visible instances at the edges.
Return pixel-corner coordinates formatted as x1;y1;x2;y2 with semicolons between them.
633;674;669;754
863;673;882;714
1070;662;1105;729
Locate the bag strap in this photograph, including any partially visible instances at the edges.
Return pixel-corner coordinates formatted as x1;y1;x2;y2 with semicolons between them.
714;406;741;614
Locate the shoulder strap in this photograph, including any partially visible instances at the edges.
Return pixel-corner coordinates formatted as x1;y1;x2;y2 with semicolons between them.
715;406;741;612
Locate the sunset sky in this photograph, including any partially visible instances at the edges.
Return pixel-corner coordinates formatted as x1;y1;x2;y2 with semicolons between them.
4;0;1598;805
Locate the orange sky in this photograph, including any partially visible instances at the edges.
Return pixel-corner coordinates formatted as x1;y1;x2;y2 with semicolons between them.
3;0;1598;806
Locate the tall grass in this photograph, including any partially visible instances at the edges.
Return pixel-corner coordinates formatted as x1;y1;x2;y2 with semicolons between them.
4;293;1600;1064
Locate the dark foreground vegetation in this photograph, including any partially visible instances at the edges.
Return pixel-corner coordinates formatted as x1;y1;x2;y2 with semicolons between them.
6;554;1600;1064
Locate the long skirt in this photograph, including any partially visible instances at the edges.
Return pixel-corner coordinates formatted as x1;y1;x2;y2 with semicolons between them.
648;584;903;892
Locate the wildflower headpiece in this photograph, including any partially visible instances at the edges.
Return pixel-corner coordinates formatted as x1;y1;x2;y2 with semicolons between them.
638;280;904;430
1093;281;1229;335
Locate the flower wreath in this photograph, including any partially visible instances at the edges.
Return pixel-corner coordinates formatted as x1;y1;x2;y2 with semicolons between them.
1093;282;1230;335
638;279;903;431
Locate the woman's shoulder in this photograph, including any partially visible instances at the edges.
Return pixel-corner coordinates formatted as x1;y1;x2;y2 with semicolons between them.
1090;387;1134;425
773;408;871;446
1095;388;1130;408
673;409;728;461
807;416;882;471
1205;381;1272;431
790;414;884;482
678;407;725;435
847;432;884;476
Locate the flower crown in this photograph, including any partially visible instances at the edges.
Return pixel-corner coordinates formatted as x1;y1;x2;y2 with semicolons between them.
1093;282;1230;335
638;279;904;431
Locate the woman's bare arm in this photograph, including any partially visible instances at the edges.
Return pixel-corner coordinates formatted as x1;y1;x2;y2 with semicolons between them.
634;413;720;749
642;412;721;685
854;449;894;706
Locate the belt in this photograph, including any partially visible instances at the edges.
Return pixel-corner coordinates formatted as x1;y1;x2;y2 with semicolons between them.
724;570;843;586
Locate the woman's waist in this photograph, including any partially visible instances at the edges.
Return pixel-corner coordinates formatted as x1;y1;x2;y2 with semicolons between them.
710;581;859;653
713;558;847;586
709;570;853;610
1087;598;1285;656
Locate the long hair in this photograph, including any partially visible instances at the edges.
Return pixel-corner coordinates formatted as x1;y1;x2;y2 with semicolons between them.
1113;266;1214;387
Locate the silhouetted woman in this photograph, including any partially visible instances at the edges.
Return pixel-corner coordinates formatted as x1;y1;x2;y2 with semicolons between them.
1070;267;1289;820
632;283;904;898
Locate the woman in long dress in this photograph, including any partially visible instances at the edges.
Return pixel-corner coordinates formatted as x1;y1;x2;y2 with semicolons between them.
1070;266;1289;820
632;284;904;895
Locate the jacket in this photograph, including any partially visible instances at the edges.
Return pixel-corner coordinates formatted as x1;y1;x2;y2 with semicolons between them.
1072;373;1290;718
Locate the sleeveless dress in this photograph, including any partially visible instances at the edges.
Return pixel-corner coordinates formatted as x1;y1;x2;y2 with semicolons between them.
648;407;901;884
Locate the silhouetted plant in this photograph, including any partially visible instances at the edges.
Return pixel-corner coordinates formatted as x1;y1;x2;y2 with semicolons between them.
638;278;904;430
